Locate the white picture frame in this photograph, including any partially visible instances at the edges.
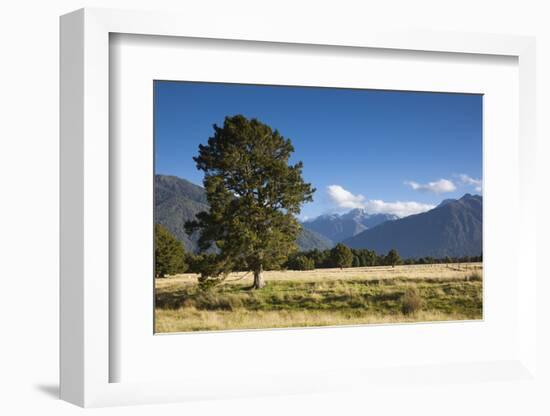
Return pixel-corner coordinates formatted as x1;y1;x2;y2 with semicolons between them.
60;8;538;408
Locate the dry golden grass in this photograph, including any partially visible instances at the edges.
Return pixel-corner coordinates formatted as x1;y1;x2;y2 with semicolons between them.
157;262;483;289
155;307;478;333
155;263;483;333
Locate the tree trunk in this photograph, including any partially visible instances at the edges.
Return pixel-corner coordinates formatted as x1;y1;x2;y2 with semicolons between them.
251;266;265;289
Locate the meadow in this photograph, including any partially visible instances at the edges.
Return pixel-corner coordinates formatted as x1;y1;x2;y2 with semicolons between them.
155;263;483;333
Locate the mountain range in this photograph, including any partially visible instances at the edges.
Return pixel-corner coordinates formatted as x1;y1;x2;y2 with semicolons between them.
154;175;332;253
302;209;398;243
156;175;482;258
342;194;482;258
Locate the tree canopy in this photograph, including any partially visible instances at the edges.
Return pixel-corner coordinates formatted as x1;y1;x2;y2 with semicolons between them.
186;115;315;289
385;248;401;268
155;224;187;277
330;243;354;269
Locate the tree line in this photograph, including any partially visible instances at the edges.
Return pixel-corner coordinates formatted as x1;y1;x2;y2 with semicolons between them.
156;224;482;277
285;244;482;271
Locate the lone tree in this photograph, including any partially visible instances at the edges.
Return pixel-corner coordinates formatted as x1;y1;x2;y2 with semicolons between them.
186;115;314;289
330;243;353;269
385;248;401;268
155;224;187;277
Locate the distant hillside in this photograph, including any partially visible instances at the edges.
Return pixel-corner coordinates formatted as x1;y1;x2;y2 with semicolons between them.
302;209;397;242
155;175;209;253
342;194;482;259
296;228;334;251
155;174;332;252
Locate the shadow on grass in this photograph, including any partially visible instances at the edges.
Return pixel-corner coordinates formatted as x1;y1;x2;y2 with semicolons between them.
155;278;483;319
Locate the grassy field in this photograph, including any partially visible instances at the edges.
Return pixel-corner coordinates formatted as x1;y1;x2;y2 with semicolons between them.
155;263;483;333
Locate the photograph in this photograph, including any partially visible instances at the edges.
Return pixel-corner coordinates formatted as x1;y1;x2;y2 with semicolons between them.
154;81;483;333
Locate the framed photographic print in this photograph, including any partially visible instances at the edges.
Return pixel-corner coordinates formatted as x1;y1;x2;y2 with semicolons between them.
153;81;483;334
60;8;538;408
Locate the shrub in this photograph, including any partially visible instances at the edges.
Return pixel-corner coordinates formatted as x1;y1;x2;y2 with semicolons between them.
401;287;423;315
465;271;482;282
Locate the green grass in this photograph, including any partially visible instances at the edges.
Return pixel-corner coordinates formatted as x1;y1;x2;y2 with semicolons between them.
155;275;482;332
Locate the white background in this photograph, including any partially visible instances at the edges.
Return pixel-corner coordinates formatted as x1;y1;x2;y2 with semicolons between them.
0;1;549;415
112;34;519;383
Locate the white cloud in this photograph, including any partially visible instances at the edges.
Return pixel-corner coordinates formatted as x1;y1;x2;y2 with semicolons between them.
458;174;482;192
404;178;456;194
363;200;435;218
326;185;366;209
326;185;434;218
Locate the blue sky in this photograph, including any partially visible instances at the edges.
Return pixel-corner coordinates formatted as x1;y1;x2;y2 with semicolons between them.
154;81;482;220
